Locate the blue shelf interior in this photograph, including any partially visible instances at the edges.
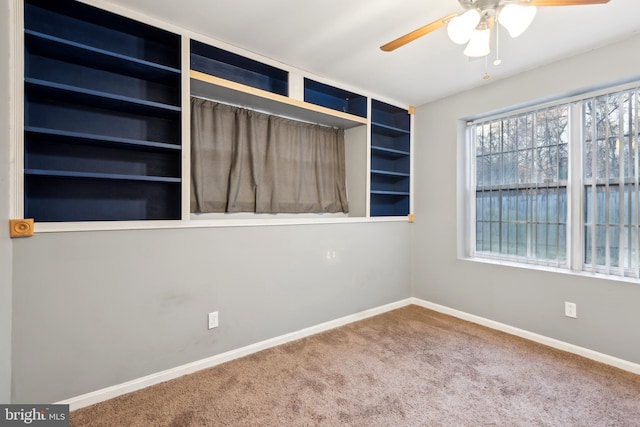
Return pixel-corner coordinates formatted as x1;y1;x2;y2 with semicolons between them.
191;40;288;97
25;78;181;118
25;30;181;84
371;99;411;130
370;100;410;217
24;0;182;222
24;175;181;222
25;0;180;68
303;78;367;118
370;193;410;217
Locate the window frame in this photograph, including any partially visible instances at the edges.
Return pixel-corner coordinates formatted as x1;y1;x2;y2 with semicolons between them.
471;106;570;268
464;80;640;282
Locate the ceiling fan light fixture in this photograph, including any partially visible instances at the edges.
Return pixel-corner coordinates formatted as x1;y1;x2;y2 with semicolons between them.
498;4;537;38
464;27;491;57
447;9;481;44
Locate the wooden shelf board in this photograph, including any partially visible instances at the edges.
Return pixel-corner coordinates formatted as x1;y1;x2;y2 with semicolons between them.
370;190;410;196
371;145;410;159
371;121;410;136
25;78;181;117
25;126;181;151
190;70;367;129
25;169;181;183
371;169;410;178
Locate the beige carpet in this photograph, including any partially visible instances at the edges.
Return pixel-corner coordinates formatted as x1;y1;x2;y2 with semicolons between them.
71;305;640;426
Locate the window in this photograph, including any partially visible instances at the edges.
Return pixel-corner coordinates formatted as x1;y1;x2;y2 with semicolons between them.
583;89;640;277
468;84;640;279
474;105;569;267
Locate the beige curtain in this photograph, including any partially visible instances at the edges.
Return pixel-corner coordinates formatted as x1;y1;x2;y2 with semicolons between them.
191;98;349;213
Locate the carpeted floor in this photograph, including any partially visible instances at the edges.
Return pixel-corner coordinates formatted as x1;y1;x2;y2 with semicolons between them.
70;305;640;426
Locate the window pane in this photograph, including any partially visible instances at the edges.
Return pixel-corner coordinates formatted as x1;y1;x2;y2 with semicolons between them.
517;189;529;221
558;189;567;224
609;226;620;268
536;224;547;259
517;149;532;183
517;114;532;151
476;193;484;221
558;225;567;262
474;106;568;265
491;222;500;252
585;188;593;223
503;151;517;185
559;143;568;181
490;154;502;185
534;190;548;223
490;191;500;221
476;156;484;186
583;88;640;277
623;226;637;270
609;186;620;225
595;225;607;265
502;223;517;256
535;147;552;183
476;124;487;156
502;118;513;151
492;122;502;147
517;224;528;257
584;225;593;265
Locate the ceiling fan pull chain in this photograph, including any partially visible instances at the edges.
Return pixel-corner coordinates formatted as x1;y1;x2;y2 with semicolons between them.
494;17;502;65
483;55;491;80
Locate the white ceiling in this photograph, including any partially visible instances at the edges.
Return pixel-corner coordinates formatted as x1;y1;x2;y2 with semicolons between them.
108;0;640;107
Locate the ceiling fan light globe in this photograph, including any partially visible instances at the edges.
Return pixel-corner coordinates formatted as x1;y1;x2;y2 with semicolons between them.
499;4;537;38
447;9;481;44
464;28;491;57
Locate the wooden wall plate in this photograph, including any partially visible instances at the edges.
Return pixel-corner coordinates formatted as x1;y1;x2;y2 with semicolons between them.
9;219;34;238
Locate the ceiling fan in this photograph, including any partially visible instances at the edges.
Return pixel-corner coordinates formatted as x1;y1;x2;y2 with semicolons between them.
381;0;610;65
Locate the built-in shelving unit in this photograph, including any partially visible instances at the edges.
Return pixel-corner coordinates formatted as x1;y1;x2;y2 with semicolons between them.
189;40;369;130
370;100;411;217
304;78;367;119
23;0;182;222
191;40;288;96
190;71;367;130
17;0;413;226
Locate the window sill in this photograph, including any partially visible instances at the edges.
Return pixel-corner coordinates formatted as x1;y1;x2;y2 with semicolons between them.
32;215;410;234
460;256;640;286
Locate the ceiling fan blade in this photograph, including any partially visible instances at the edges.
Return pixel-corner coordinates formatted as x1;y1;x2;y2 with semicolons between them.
380;13;457;52
526;0;609;6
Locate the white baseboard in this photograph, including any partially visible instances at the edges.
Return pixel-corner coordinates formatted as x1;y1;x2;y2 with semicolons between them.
58;298;413;411
59;297;640;411
410;297;640;376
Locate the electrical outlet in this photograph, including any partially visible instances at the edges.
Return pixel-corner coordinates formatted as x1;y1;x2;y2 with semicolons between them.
208;311;219;329
564;302;577;318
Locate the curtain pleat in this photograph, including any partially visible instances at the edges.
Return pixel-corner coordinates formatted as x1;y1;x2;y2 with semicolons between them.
191;97;349;214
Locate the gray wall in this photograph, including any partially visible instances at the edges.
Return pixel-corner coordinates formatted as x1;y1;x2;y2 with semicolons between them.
6;0;639;405
11;222;411;403
412;34;640;365
0;0;13;404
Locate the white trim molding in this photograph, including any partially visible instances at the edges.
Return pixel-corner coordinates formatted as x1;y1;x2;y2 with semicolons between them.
58;297;640;411
411;298;640;376
57;299;413;410
9;0;24;219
